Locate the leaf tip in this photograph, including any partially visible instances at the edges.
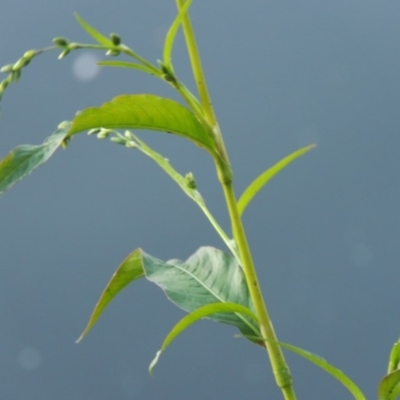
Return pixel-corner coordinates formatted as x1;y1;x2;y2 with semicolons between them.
148;350;163;375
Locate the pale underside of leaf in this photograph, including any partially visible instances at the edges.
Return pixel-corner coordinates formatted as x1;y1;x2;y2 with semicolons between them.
237;144;316;216
142;246;260;340
76;249;145;343
149;302;258;374
67;94;217;155
0;122;71;197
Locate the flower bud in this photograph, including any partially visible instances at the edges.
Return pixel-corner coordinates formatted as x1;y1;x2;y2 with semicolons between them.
110;33;121;46
106;49;120;57
13;57;30;71
0;64;14;73
97;129;111;139
11;70;21;82
88;128;101;136
185;172;197;189
125;141;136;148
52;37;69;47
58;48;71;59
124;130;134;140
23;50;37;60
110;136;127;145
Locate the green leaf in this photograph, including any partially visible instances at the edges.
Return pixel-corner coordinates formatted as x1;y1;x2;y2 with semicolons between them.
0;122;71;197
163;0;193;69
76;249;145;343
237;144;316;216
97;60;161;76
149;302;258;374
379;370;400;400
67;94;217;155
388;338;400;373
142;246;260;341
74;13;114;47
242;335;366;400
127;132;240;262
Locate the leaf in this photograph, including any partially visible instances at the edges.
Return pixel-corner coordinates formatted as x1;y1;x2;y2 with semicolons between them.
378;370;400;400
237;144;316;216
142;246;260;341
242;335;366;400
0;121;71;197
97;60;160;76
74;13;114;47
163;0;193;69
388;338;400;373
149;302;258;374
128;132;240;262
76;249;145;342
67;94;217;155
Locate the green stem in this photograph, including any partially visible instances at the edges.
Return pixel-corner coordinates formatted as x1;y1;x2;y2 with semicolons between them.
176;1;296;399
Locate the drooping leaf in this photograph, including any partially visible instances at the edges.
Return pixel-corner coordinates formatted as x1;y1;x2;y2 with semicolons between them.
74;13;114;47
242;335;366;400
127;132;240;262
0;121;71;197
67;94;217;155
142;246;260;341
237;144;316;216
97;60;161;76
149;302;258;374
163;0;193;69
378;370;400;400
76;249;145;342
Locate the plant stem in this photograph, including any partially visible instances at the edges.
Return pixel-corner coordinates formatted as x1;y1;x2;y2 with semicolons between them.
176;1;297;399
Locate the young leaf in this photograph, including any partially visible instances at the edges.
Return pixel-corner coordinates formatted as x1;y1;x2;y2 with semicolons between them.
127;132;240;262
142;246;261;341
0;122;71;197
76;249;145;343
149;302;258;374
237;144;316;216
242;335;366;400
67;94;217;155
97;60;161;76
74;13;114;47
163;0;193;69
378;370;400;400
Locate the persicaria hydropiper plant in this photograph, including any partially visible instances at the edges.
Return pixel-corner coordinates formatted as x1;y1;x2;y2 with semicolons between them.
1;2;399;399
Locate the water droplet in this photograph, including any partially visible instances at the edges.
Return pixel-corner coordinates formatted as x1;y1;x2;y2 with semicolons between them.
72;53;100;82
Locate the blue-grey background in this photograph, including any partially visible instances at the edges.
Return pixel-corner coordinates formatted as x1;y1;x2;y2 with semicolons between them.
1;1;399;399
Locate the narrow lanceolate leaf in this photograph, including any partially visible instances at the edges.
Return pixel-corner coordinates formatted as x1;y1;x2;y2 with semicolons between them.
0;122;71;197
67;94;217;155
149;302;258;374
163;0;193;69
378;370;400;400
76;249;145;343
97;61;161;76
244;336;366;400
237;144;316;216
74;13;114;47
142;246;261;342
